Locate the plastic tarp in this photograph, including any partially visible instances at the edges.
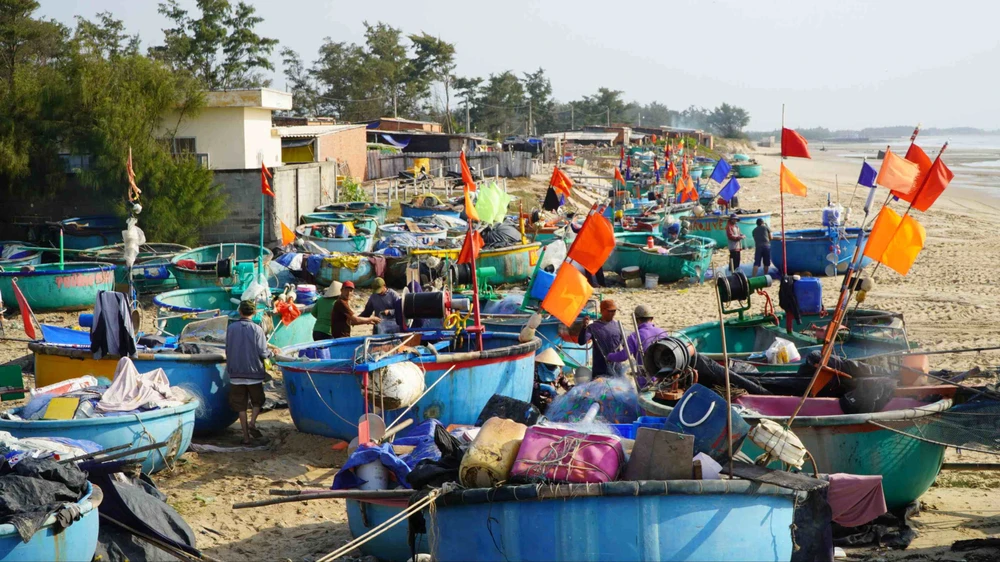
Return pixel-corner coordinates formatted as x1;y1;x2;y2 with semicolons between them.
0;457;89;542
96;358;188;413
40;324;91;346
380;134;410;149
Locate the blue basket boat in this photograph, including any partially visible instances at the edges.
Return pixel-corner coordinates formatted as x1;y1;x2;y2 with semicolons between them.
0;263;115;312
480;314;589;374
771;227;870;276
346;500;429;562
400;202;462;220
278;331;541;440
0;482;101;562
57;215;126;250
428;481;804;562
0;401;198;474
314;202;388;224
0;241;42;269
296;222;375;253
29;342;238;434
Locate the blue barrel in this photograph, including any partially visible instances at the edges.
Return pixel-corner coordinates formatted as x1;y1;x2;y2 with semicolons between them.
665;384;750;463
793;277;823;314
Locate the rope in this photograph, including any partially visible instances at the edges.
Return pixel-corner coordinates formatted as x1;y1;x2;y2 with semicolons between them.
304;368;358;428
316;489;441;562
134;414;173;471
866;420;1000;455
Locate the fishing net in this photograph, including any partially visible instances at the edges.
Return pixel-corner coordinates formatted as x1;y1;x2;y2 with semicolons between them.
545;377;641;424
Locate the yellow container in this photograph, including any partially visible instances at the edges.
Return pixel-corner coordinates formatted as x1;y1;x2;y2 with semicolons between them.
410;157;430;175
459;417;527;487
33;352;116;388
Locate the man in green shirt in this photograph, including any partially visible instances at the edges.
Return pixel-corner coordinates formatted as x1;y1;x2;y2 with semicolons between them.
311;281;342;341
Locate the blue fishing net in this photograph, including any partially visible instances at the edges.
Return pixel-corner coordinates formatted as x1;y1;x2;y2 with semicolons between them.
545;377;641;424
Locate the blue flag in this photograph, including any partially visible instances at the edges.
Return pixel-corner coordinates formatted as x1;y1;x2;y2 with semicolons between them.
718;177;741;202
858;161;877;188
709;159;732;184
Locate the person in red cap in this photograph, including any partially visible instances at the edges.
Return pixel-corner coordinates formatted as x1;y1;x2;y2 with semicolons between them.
577;299;625;378
330;281;380;338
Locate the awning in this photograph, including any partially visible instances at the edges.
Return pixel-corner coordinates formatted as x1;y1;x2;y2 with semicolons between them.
282;138;314;148
380;133;410;149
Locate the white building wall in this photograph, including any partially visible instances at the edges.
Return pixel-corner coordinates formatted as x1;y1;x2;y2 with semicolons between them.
242;107;282;169
157;107;247;170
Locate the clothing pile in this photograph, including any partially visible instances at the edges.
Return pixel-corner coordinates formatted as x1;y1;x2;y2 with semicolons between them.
0;457;90;542
2;358;190;422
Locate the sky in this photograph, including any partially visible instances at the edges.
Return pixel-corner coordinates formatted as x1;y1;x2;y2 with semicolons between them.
38;0;1000;131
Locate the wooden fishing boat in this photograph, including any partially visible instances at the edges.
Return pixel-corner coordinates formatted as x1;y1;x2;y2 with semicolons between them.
78;242;190;293
295;222;375;254
152;286;316;347
684;211;771;249
169;243;271;289
0;241;42;268
277;331;541;440
677;308;912;373
733;163;763;178
771;227;871;276
298;212;378;233
639;392;950;510
0;482;100;561
0;262;115;311
57;215;125;249
0;400;198;474
314;201;389;224
29;342;239;434
408;242;542;285
605;233;715;283
428;480;803;561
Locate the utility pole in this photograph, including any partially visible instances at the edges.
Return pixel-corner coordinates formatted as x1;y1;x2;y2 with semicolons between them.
570;104;574;130
638;112;642;127
465;102;471;133
393;90;398;118
528;100;533;136
606;107;610;127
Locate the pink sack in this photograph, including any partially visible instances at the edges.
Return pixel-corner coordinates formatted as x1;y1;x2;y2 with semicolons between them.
510;426;624;484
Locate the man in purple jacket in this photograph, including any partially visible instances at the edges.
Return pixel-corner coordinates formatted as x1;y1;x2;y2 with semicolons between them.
607;305;669;367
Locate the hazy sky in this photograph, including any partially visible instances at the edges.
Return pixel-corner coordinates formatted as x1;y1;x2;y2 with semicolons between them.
39;0;1000;130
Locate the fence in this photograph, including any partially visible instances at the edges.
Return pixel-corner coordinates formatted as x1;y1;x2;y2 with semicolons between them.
365;151;535;180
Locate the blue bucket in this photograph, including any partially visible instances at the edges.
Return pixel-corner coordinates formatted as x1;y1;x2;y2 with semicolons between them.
665;384;750;463
794;277;823;315
530;270;556;300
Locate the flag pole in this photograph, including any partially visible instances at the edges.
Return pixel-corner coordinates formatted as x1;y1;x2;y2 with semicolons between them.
780;104;791;335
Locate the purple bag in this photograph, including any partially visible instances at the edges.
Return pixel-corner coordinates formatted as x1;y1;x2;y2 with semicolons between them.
510;426;624;484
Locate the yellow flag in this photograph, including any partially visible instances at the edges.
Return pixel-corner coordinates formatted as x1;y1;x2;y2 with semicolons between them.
779;163;807;197
464;187;480;222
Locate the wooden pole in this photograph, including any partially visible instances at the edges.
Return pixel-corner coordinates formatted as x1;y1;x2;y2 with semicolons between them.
715;272;735;479
780;104;790;334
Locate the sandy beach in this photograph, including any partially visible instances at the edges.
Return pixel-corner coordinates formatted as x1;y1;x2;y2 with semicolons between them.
2;140;1000;560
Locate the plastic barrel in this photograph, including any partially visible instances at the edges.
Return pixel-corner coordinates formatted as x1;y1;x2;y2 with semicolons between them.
530;270;556;300
793;277;823;314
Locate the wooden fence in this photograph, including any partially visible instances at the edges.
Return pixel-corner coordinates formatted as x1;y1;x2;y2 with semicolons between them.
365;150;535;180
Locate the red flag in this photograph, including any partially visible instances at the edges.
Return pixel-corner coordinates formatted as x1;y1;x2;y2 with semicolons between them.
681;158;688;178
457;229;484;265
613;167;625;187
460;151;477;192
11;279;37;340
550;167;573;196
909;157;954;212
894;144;932;201
781;128;811;159
666;161;676;182
261;163;275;197
567;212;615;274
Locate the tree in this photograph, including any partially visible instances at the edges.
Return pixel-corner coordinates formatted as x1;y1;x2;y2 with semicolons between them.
675;105;711;130
280;48;319;117
708;103;751;138
522;68;555;135
409;32;455;132
151;0;277;90
574;88;633;127
469;71;525;139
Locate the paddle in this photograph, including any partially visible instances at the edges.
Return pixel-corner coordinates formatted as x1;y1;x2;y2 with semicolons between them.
402;218;422;233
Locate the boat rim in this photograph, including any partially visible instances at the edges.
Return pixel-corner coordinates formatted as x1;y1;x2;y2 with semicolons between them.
28;341;226;363
773;227;868;241
0;399;200;428
0;262;115;276
170;243;273;267
686;212;772;221
0;482;100;539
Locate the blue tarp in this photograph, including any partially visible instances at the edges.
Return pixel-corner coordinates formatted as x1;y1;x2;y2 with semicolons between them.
331;420;446;490
380;134;410;149
40;324;90;346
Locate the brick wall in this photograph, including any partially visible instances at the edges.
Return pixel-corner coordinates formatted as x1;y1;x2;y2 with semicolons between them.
318;127;367;180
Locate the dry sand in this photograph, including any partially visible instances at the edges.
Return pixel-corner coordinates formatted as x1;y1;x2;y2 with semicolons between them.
2;142;1000;560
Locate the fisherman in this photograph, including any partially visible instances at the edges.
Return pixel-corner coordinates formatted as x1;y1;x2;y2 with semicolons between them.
310;281;342;341
726;214;746;272
578;299;626;378
331;281;380;338
751;218;773;277
531;348;567;414
226;300;274;444
360;278;400;334
606;305;669;367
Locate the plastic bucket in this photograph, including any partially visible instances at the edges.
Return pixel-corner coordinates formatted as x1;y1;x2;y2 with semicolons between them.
357;460;388;490
530;270;556;300
644;274;659;289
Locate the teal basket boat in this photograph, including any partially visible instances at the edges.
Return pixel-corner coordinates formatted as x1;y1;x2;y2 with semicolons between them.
78;243;190;294
606;233;715;283
169;243;272;289
314;202;388;224
0;262;115;311
298;212;378;233
733;163;763;178
684;212;771;249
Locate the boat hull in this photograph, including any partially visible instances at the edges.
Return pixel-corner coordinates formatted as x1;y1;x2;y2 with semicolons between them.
59;215;125;250
410;243;541;285
0;401;197;473
429;481;799;562
733;163;762;178
0;263;115;311
400;203;460;220
279;332;540;440
606;233;715;283
771;227;871;276
684;212;771;249
30;344;237;434
169;244;272;289
481;315;589;374
0;483;100;562
314;202;388;224
346;501;429;562
317;256;374;288
299;212;378;233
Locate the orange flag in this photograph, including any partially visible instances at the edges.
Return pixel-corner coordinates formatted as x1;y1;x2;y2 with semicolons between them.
464;188;480;222
567;212;615;274
876;149;919;195
261;163;274;197
460;151;477;192
900;144;932;197
551;167;573;196
458;229;484;264
863;207;926;275
908;157;954;212
280;220;296;246
541;263;594;326
613;167;625;187
779;163;807;197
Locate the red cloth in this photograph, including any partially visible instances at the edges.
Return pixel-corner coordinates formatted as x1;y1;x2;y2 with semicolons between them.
274;301;301;326
175;259;197;270
827;473;887;527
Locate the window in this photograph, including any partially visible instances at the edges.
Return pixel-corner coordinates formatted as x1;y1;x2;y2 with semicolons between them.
59;154;92;173
161;137;196;154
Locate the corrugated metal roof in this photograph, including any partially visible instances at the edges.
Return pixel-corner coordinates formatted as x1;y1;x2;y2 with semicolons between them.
275;124;365;138
542;131;618;141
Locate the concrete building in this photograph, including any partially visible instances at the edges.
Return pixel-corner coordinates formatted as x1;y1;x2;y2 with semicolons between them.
155;88;292;169
276;124;368;180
